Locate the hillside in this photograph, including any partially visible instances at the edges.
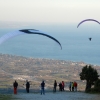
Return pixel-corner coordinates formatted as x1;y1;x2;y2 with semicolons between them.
0;53;100;91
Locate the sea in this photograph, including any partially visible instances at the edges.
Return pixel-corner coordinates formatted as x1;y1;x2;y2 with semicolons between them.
0;24;100;65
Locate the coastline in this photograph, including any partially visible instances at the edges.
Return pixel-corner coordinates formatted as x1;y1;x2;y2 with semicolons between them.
0;53;99;66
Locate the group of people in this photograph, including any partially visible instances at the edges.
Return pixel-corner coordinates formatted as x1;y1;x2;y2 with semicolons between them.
53;80;65;92
13;80;45;95
13;80;77;94
13;80;30;94
58;81;65;91
69;81;77;92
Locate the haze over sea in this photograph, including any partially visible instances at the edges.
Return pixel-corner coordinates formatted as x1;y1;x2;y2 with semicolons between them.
0;24;100;65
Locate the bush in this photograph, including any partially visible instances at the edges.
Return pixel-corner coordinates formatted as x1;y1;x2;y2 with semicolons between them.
86;79;100;93
86;88;100;93
94;79;100;88
85;88;91;93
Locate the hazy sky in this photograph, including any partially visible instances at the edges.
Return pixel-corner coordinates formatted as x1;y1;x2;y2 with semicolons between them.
0;0;100;24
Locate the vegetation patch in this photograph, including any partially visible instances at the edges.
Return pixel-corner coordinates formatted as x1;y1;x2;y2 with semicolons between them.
0;94;12;100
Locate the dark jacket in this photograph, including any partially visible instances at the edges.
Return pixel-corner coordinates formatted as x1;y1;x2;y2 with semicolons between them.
41;81;45;88
13;81;18;88
54;82;57;87
26;82;30;88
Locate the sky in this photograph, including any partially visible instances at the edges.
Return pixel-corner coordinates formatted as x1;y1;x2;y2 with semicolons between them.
0;0;100;24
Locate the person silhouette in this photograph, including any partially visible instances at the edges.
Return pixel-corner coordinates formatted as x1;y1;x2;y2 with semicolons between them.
41;80;45;95
89;37;92;41
53;80;57;92
26;80;30;93
13;80;18;94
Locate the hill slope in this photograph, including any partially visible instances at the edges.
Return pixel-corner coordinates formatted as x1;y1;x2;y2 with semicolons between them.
0;53;100;90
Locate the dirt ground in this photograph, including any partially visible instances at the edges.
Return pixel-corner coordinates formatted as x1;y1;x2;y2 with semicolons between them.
12;91;100;100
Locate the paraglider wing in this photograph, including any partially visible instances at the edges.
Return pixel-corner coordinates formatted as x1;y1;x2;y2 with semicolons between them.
77;19;100;28
19;29;62;49
0;30;23;44
0;29;62;49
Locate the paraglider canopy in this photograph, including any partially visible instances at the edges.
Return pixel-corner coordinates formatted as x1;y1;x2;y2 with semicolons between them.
77;19;100;41
77;19;100;28
0;29;62;49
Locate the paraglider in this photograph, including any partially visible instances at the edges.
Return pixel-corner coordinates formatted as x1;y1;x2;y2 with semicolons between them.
77;19;100;41
0;29;62;49
77;19;100;28
89;37;92;41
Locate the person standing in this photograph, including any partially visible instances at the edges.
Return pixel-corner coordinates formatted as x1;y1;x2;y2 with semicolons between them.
59;82;62;91
62;81;65;91
13;80;18;94
74;81;77;91
72;82;74;91
69;82;72;91
26;80;30;93
53;80;57;92
41;80;45;95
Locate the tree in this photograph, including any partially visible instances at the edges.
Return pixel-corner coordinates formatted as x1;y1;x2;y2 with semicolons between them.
79;65;99;91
